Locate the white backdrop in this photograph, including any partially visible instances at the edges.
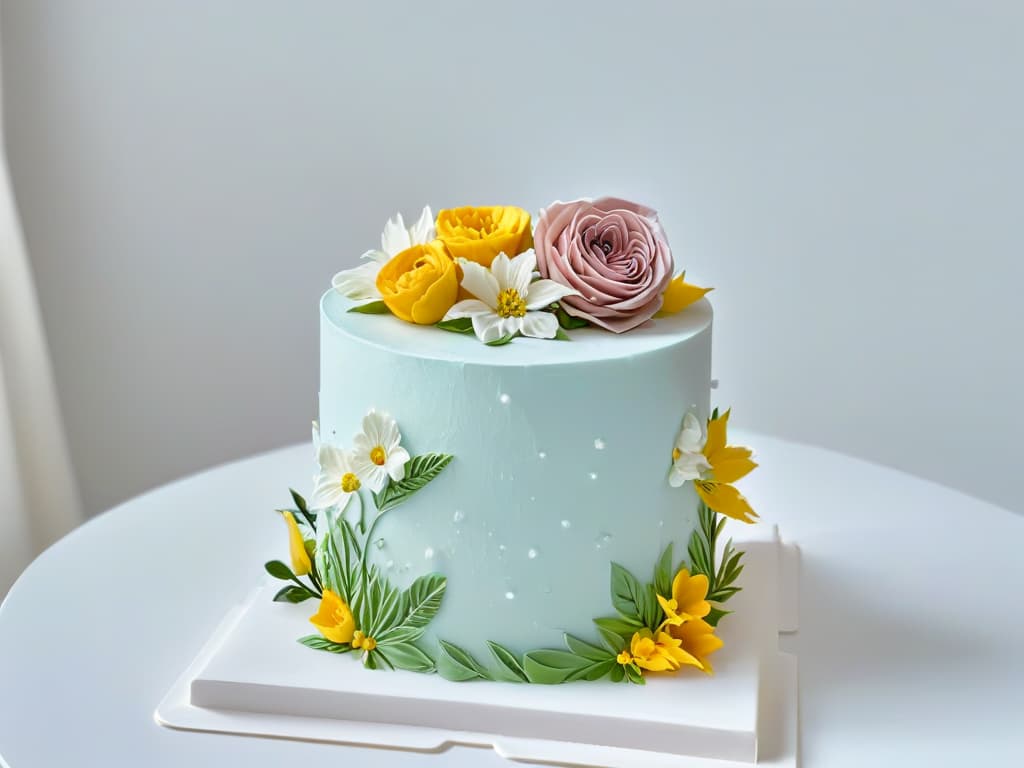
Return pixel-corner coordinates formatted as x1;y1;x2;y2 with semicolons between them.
2;0;1022;517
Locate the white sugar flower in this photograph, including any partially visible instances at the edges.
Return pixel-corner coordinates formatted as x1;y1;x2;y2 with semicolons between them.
443;250;577;343
352;410;410;493
668;412;711;487
310;443;361;510
332;206;435;301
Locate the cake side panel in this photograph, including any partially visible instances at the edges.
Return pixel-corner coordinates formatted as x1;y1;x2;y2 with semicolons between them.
318;312;712;656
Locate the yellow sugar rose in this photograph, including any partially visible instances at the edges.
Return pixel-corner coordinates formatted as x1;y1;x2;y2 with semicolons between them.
435;206;533;267
375;240;459;324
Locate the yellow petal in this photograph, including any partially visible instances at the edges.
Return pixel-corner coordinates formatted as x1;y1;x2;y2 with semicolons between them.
282;511;311;576
659;273;712;315
657;594;687;625
309;589;356;644
672;618;723;675
703;409;730;460
695;480;758;524
708;445;757;484
672;569;711;619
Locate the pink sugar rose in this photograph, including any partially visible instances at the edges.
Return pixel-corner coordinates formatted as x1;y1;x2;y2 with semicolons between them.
533;197;674;333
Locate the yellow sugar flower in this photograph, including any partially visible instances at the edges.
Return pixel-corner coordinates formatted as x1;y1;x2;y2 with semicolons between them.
695;409;759;523
657;568;711;627
309;589;356;644
626;629;702;672
658;272;712;315
281;510;311;576
436;206;533;267
670;617;724;675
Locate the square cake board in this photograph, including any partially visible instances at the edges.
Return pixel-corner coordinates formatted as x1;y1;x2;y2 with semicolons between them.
156;527;799;768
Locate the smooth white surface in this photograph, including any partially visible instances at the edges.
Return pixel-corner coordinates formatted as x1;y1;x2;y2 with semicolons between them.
2;433;1022;766
4;2;1024;517
157;539;792;767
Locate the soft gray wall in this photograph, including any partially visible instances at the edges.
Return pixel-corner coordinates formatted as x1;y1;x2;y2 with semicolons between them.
3;0;1022;517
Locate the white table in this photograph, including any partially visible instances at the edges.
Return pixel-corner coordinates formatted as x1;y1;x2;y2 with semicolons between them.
1;435;1022;767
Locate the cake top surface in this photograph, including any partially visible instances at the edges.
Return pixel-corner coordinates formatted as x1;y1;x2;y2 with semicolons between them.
322;289;712;367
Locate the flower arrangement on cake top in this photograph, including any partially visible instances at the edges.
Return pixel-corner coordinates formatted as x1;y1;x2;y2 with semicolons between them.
332;199;711;343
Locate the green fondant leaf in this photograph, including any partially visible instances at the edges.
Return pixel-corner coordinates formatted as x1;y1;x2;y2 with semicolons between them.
706;605;732;627
436;640;489;682
593;615;643;652
608;663;626;683
624;664;646;685
609;563;659;628
523;650;589;685
348;300;390;314
582;660;616;681
552;327;571;341
435;317;474;334
264;560;295;581
487;641;528;683
377;642;435;673
273;585;315;603
401;573;447;630
372;453;454;514
654;542;674;599
564;634;612;663
484;333;516;346
554;303;590;329
298;635;352;654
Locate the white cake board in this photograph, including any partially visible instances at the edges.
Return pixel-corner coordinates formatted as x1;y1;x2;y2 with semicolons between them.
156;528;799;767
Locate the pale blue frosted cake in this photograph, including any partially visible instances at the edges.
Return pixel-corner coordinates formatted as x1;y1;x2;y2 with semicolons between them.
265;199;758;684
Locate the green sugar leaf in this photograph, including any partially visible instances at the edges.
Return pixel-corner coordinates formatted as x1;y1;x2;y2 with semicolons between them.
264;560;295;581
436;640;489;682
372;453;454;514
348;300;390;314
273;585;314;603
487;641;528;683
435;317;474;333
297;635;351;654
376;642;435;673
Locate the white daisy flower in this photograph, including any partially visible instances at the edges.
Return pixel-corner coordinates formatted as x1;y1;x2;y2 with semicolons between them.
310;443;362;510
668;411;712;487
443;250;577;343
352;410;411;493
332;206;435;301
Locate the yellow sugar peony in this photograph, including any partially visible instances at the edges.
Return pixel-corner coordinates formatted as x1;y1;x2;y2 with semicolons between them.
376;240;459;324
435;206;533;267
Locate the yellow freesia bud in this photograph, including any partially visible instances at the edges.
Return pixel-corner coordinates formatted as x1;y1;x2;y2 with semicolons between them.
376;240;459;324
309;589;356;644
435;206;533;268
628;629;702;673
281;510;311;576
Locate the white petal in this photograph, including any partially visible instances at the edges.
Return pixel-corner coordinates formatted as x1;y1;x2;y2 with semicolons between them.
361;248;391;264
332;262;382;301
409;206;436;245
310;474;349;510
444;299;493;320
381;212;411;255
352;454;388;493
668;467;687;488
317;444;347;477
472;312;506;343
525;278;577;310
311;421;321;457
361;410;384;447
507;250;537;295
490;252;513;292
677;412;706;452
519;311;559;339
387;446;411;480
458;260;500;308
381;415;401;452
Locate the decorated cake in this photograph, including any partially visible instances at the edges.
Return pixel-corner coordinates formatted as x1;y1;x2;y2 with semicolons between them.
263;198;759;685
